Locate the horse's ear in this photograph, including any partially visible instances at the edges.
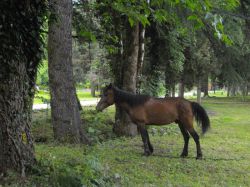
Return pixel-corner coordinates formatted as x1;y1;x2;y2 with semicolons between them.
108;83;113;89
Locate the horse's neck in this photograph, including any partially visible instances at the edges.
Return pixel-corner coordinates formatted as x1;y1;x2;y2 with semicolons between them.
114;88;133;111
115;102;131;113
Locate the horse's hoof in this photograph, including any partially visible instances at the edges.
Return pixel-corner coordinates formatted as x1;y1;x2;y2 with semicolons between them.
143;151;151;156
180;153;188;158
196;155;203;160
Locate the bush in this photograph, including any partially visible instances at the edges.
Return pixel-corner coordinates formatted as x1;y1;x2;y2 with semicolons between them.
30;145;114;187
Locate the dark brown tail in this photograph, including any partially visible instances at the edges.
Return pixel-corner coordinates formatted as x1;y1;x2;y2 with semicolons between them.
191;102;210;134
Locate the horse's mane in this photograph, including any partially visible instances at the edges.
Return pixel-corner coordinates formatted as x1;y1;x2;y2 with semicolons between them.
113;87;150;107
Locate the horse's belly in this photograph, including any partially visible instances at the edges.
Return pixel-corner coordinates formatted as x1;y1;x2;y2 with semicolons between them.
146;118;175;125
144;101;178;125
146;112;177;125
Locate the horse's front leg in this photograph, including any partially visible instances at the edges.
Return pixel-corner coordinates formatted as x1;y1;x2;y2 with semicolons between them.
138;125;153;156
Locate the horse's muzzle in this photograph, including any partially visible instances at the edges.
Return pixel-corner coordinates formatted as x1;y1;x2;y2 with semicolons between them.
96;105;103;112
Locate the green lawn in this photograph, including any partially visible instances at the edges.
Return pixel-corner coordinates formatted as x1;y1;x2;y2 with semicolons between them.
6;97;250;186
33;89;99;104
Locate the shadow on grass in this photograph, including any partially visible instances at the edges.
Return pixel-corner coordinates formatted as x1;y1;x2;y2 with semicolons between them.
149;152;246;161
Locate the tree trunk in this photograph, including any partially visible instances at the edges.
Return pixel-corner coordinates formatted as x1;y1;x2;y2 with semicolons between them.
113;23;139;137
90;83;96;97
0;62;36;177
178;80;185;98
227;84;230;97
202;74;209;97
241;1;250;97
171;84;176;97
230;85;236;96
136;24;145;94
213;82;216;94
76;93;82;111
0;0;45;176
197;79;202;104
246;84;249;96
48;0;88;143
165;74;171;97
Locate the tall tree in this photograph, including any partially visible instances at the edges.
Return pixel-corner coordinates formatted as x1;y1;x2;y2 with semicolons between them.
95;0;240;136
0;0;46;176
48;0;88;143
113;22;140;136
96;0;145;136
136;23;146;93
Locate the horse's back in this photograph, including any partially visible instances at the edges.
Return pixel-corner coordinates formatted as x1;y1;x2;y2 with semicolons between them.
142;97;191;125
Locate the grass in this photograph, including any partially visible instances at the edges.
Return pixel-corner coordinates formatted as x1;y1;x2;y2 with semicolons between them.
4;97;250;186
33;89;99;104
34;90;50;104
88;102;250;186
186;90;250;103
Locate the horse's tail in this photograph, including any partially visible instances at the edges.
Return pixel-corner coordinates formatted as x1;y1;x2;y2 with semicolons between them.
191;102;210;134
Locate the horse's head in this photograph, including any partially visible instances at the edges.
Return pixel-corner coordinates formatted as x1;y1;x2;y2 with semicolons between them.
96;83;115;112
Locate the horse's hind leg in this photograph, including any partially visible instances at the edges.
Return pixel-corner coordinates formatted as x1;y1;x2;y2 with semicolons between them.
181;116;202;159
178;122;190;157
148;137;154;153
138;125;153;156
188;128;202;159
148;138;154;154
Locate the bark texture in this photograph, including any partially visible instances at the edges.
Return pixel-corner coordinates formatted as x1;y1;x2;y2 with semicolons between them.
178;81;185;98
113;23;140;136
0;0;45;176
202;74;209;97
48;0;88;143
136;23;145;94
171;85;176;97
197;79;202;104
0;62;36;177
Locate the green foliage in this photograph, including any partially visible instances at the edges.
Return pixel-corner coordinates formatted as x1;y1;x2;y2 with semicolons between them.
82;106;116;143
216;0;240;10
71;0;243;98
213;11;250;93
0;0;48;94
107;0;151;27
31;106;115;144
73;1;98;42
34;90;50;104
32;110;53;143
36;60;49;86
79;31;96;42
187;14;204;29
166;29;186;72
32;145;113;186
72;38;111;86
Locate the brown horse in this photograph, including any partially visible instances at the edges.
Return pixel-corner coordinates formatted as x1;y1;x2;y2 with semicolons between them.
96;84;210;159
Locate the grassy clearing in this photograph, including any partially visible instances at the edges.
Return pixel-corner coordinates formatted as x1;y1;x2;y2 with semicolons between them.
33;90;99;104
88;102;250;186
4;97;250;186
186;90;250;102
